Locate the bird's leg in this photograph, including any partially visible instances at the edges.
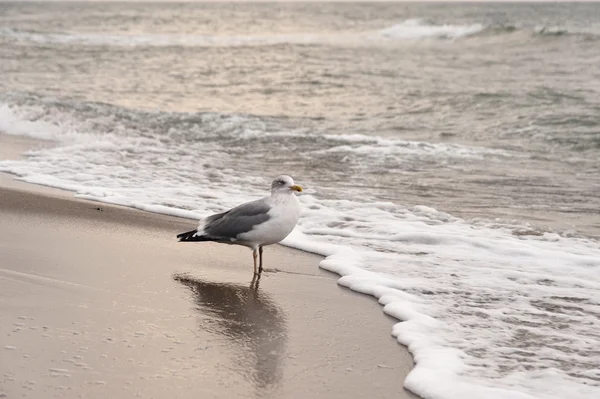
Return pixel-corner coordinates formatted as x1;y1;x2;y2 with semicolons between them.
258;246;264;274
253;249;258;275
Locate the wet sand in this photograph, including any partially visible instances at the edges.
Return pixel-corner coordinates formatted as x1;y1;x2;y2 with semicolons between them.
0;134;417;398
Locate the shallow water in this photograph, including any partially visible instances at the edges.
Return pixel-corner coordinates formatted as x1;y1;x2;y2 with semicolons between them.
1;2;599;399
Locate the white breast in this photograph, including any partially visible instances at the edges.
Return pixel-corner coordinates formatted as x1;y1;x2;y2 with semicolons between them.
239;193;300;248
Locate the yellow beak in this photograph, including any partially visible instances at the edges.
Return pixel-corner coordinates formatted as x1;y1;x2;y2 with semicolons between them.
290;185;303;192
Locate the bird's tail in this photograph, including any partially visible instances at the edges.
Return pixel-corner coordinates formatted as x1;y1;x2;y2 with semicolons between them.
177;229;213;242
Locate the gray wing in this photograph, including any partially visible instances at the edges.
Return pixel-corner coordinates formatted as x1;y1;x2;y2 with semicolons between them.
203;198;271;239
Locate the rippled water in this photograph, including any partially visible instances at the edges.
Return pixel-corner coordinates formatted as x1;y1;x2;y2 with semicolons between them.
1;1;599;235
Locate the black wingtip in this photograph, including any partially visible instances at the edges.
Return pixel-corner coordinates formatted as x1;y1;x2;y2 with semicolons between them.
177;229;216;243
177;229;198;241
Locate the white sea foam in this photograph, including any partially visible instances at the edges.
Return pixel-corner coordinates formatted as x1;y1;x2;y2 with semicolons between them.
316;133;511;160
379;19;485;40
0;104;63;140
1;99;599;399
1;21;596;49
0;19;486;49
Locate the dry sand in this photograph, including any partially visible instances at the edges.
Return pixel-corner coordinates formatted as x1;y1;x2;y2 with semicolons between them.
0;133;417;399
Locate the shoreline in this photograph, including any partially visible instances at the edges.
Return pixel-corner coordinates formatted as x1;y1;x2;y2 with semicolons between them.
0;133;418;398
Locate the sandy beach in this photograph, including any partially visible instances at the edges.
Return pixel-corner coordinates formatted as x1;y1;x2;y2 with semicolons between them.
0;134;417;399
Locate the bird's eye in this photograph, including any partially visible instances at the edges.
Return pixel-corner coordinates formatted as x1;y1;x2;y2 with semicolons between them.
277;180;285;185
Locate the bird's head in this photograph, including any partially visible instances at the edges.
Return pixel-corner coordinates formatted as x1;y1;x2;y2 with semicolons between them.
271;175;302;194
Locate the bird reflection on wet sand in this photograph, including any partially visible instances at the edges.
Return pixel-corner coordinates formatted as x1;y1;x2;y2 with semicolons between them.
174;274;287;391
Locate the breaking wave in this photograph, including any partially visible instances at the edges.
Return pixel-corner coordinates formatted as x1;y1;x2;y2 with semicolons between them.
1;21;597;48
379;19;485;40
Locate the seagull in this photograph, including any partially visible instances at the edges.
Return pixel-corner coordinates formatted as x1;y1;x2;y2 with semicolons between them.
177;175;303;276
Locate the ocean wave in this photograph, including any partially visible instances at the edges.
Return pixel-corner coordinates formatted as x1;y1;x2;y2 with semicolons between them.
533;26;599;39
379;20;600;41
0;95;510;162
379;19;485;40
1;21;597;48
0;28;324;48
